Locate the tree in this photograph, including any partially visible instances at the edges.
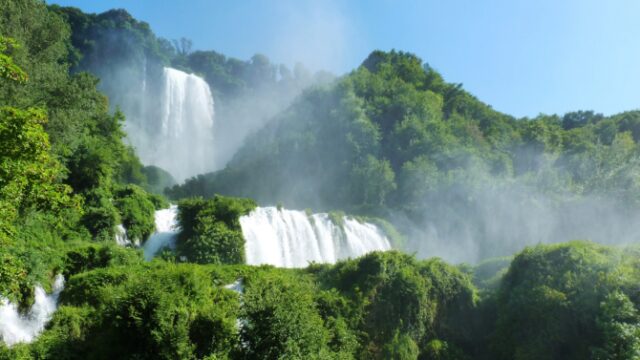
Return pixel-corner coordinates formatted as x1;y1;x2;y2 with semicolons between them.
0;35;77;299
0;36;77;224
351;155;397;207
172;37;192;56
592;291;640;360
382;332;419;360
0;37;27;83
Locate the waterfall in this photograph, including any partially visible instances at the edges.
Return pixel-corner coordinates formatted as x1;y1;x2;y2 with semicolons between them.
240;207;391;268
0;275;65;346
125;67;215;182
224;279;245;332
224;279;244;294
143;205;179;260
115;224;129;246
115;224;140;247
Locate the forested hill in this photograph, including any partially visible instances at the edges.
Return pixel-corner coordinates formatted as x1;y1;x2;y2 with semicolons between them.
2;1;640;359
51;5;327;102
51;5;335;166
169;50;517;207
174;49;640;211
170;49;640;261
0;0;168;297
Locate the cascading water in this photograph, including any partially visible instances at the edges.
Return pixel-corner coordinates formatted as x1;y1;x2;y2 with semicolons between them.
0;275;65;346
224;279;244;294
224;279;245;331
240;207;391;268
143;205;179;260
115;224;140;247
125;67;215;182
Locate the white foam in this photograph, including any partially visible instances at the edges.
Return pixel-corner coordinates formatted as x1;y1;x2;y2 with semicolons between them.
240;207;391;267
143;205;179;260
0;275;65;346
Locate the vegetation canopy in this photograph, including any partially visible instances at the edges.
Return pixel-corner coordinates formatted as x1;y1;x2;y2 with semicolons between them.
0;2;639;359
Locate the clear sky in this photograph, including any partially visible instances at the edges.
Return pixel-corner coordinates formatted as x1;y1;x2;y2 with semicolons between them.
49;0;640;118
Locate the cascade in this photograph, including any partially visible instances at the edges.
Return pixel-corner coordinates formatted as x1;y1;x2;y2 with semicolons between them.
115;224;140;247
143;205;179;260
115;224;129;246
240;207;391;268
125;67;215;182
224;279;244;294
224;279;245;331
0;275;65;346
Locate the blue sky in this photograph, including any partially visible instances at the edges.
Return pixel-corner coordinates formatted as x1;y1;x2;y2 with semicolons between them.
49;0;640;118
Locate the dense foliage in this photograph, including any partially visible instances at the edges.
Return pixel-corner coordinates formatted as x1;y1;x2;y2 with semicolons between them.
201;50;640;207
493;242;640;360
2;3;640;359
4;240;639;359
0;250;479;359
0;0;159;302
52;5;334;168
170;50;640;261
175;196;256;264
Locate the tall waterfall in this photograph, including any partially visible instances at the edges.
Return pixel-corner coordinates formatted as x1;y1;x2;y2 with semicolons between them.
240;207;391;268
0;275;65;346
143;205;179;260
126;67;215;182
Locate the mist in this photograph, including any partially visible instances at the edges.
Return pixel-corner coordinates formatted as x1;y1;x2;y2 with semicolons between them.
63;6;640;268
68;9;334;182
88;50;330;182
398;179;640;264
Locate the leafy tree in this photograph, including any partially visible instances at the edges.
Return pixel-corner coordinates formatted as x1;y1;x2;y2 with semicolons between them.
113;185;156;242
176;196;256;264
591;291;640;360
0;37;27;83
350;155;397;207
382;332;419;360
241;272;334;359
493;242;639;360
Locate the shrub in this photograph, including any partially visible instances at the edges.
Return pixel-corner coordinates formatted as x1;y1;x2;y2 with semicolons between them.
113;185;156;242
176;196;256;264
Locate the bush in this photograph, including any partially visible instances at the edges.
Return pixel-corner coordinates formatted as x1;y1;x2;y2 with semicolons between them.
176;196;256;264
113;185;156;242
63;243;141;277
45;263;241;359
240;271;335;359
492;241;640;360
81;188;119;241
383;332;419;360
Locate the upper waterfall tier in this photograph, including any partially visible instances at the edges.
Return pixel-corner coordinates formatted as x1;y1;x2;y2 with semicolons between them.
126;67;215;182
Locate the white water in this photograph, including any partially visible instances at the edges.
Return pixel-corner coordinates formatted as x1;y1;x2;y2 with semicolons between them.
114;224;140;247
224;279;244;294
126;67;215;182
240;207;391;268
143;205;179;260
224;279;245;332
0;275;65;346
115;224;129;246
